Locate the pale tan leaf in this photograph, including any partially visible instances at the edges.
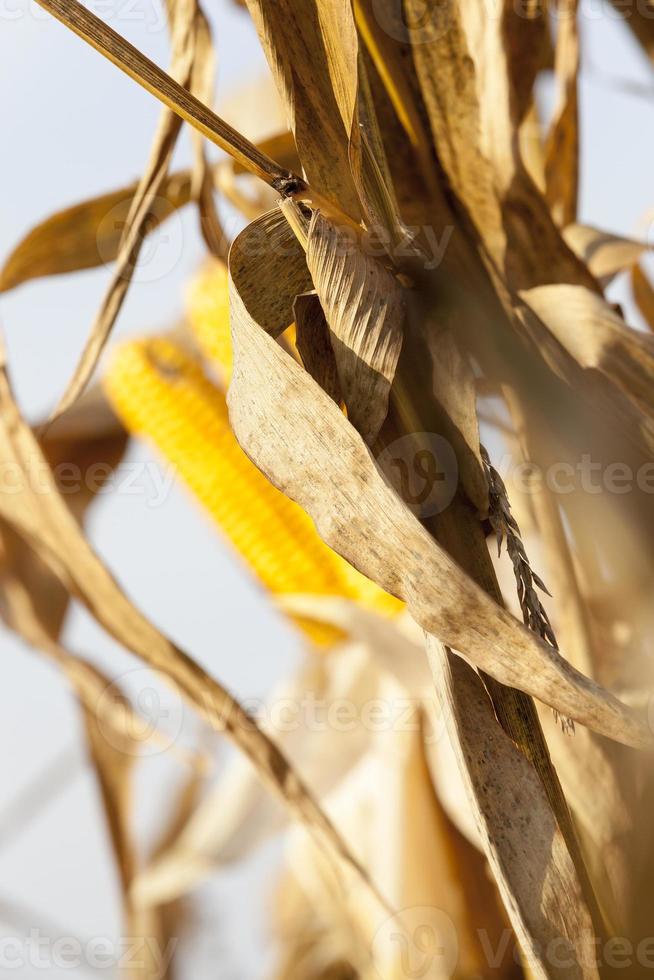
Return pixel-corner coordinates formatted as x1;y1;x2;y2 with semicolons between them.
230;208;312;336
544;0;580;227
306;211;405;445
243;0;362;220
293;292;342;405
227;219;650;747
423;0;594;290
632;263;654;331
426;327;488;515
563;224;648;285
132;647;378;907
282;697;515;979
0;175;192;293
520;283;654;420
427;638;601;980
47;0;203;424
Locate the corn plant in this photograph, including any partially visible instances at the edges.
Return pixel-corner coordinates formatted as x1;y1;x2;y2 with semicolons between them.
2;0;654;976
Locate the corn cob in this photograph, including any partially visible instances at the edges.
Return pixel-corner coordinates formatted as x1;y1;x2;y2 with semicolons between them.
104;337;401;646
185;260;232;384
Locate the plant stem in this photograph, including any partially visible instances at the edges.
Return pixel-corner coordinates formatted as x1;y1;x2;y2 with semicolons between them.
34;0;301;192
387;356;605;937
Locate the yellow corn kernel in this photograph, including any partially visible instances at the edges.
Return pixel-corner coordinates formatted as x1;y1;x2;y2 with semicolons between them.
104;338;402;646
185;260;232;383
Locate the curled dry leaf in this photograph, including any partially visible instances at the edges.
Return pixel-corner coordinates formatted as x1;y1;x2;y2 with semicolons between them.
427;638;601;980
227;216;650;748
563;224;649;286
47;0;216;425
632;263;654;331
243;0;362;220
520;283;654;421
131;646;380;908
229;208;312;337
306;210;405;445
293;291;343;406
0;174;192;293
544;0;580;227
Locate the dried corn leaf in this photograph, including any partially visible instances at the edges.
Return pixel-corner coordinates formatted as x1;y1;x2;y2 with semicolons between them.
293;292;342;405
544;0;580;227
521;283;654;420
563;224;648;285
632;263;654;331
227;218;649;747
0;344;387;915
405;0;506;261
0;174;192;293
450;0;594;290
306;211;405;444
0;552;203;769
428;639;600;980
47;0;211;424
184;0;225;259
83;678;137;894
243;0;362;220
426;325;489;516
229;209;312;336
282;697;515;979
0;388;127;639
132;648;378;907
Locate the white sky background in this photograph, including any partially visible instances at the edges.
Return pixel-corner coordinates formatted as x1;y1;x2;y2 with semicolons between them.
0;1;653;976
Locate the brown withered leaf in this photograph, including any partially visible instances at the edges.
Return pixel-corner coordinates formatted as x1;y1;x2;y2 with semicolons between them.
293;291;342;405
0;548;203;769
184;0;226;259
227;217;650;748
0;387;127;640
521;283;654;422
443;0;595;290
242;0;362;221
47;0;213;424
0;341;388;920
306;211;405;445
426;324;488;516
131;650;373;908
632;263;654;331
229;208;312;336
83;677;137;894
0;174;192;294
428;639;601;980
544;0;580;227
405;0;507;263
563;224;648;286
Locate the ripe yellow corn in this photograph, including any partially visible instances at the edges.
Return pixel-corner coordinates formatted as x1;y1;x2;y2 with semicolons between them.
185;260;232;384
104;337;402;646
